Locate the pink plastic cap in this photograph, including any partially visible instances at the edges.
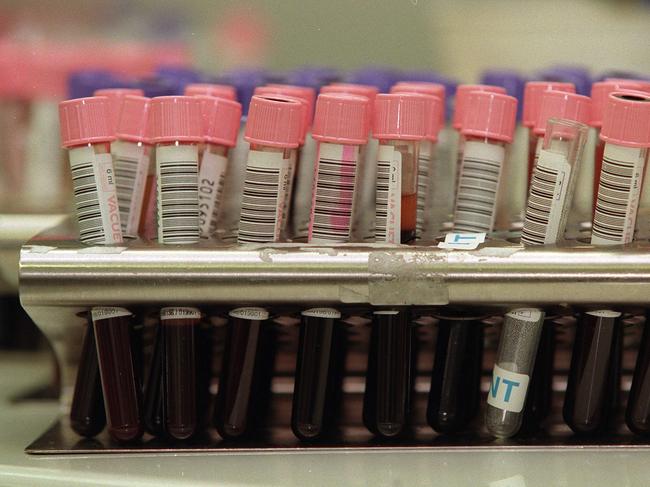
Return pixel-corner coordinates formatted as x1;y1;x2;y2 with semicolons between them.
149;96;203;144
452;84;506;130
254;86;312;143
522;82;575;128
198;96;242;147
600;90;650;148
372;93;432;141
320;83;379;106
244;95;303;149
533;91;592;136
59;96;115;148
115;96;151;144
93;88;145;134
391;81;446;126
461;92;518;143
591;80;650;128
184;83;237;101
312;93;370;145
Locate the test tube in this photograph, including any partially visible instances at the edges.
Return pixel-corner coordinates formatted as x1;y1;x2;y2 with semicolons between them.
626;313;650;435
427;310;487;434
111;95;152;237
522;82;576;185
184;83;238;100
59;96;121;437
237;95;303;243
563;310;623;435
390;82;445;241
372;93;432;244
214;308;275;439
143;317;165;436
363;309;415;438
90;307;143;442
486;309;546;438
93;88;144;134
69;320;106;437
452;91;518;233
522;116;590;245
194;96;242;238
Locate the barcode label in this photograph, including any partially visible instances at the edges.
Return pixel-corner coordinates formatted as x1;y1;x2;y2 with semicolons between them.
91;306;132;321
280;152;298;239
198;150;228;238
156;144;200;244
160;307;201;321
453;140;505;233
238;149;292;243
416;140;433;241
69;146;123;245
375;145;402;243
111;140;150;236
521;149;571;246
591;144;646;245
308;143;359;243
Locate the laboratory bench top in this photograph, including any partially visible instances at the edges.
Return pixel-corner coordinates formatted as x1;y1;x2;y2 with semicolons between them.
1;352;650;487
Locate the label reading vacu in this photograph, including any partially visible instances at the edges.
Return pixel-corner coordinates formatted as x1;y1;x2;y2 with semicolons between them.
375;145;401;243
198;150;229;237
112;140;150;236
592;144;646;245
238;149;292;243
487;364;530;413
69;146;123;245
522;149;571;246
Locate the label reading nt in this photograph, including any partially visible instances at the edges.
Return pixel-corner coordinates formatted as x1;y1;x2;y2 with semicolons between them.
487;364;530;413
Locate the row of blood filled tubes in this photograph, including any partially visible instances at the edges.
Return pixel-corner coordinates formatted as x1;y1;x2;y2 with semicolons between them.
58;76;650;442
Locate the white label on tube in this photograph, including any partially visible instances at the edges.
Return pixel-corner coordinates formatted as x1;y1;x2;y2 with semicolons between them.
487;364;530;413
586;310;622;319
301;308;342;319
375;145;402;244
160;307;202;320
453;140;506;233
506;308;544;323
156;144;200;244
238;149;292;243
229;307;269;321
69;146;123;245
416;140;433;241
112;140;150;237
91;306;132;321
198;149;229;238
280;150;298;237
438;232;486;250
309;142;359;243
592;144;646;245
521;149;571;246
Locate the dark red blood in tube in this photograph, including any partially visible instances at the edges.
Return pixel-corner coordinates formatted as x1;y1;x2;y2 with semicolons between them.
626;315;650;435
70;321;106;437
92;309;143;442
143;322;165;436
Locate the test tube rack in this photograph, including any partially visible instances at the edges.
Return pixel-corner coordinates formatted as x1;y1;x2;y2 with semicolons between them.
19;220;650;453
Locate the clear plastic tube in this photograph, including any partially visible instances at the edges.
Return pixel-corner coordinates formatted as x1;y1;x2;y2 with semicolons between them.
486;308;545;438
453;135;509;234
415;139;439;242
375;140;419;244
521;119;589;246
237;144;298;244
198;143;230;238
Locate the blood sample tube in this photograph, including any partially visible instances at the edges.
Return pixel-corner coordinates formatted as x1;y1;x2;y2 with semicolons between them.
111;95;152;237
308;93;370;242
143;318;165;436
626;313;650;435
390;82;445;241
149;96;202;244
320;83;380;242
93;88;144;134
563;310;623;435
214;307;275;439
184;83;238;100
522;117;590;245
452;91;517;233
486;309;545;438
522;82;576;185
363;309;415;438
194;96;242;238
237;95;303;243
90;307;143;442
160;307;202;440
427;310;487;434
372;93;432;244
590;81;650;231
69;320;106;437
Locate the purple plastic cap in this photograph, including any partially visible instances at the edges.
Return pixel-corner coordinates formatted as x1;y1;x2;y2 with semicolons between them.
285;66;341;91
480;70;527;120
596;70;650;82
68;70;135;100
536;67;592;96
346;66;402;94
136;76;183;97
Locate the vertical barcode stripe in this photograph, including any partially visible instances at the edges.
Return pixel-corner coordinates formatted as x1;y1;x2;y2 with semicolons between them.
521;165;561;246
375;158;391;242
71;161;107;244
238;166;285;243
